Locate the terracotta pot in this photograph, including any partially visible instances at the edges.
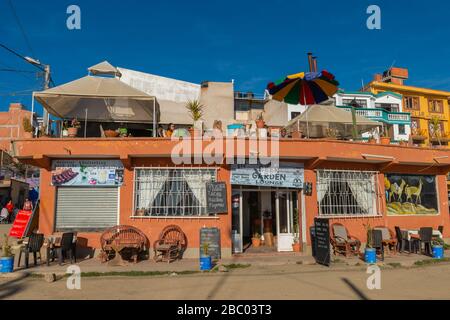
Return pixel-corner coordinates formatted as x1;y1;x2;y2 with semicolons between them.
380;137;391;145
292;243;301;252
399;141;408;147
104;130;119;138
251;238;261;247
291;131;302;139
67;127;78;137
22;132;33;139
256;120;265;129
368;138;377;144
411;135;426;141
135;209;145;217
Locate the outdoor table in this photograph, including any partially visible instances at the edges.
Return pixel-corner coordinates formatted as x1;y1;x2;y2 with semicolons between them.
45;234;77;266
402;229;442;241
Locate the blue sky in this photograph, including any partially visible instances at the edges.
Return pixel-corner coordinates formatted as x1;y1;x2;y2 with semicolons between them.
1;0;450;114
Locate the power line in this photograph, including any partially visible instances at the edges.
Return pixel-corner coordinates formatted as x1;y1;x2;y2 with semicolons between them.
7;0;36;58
0;43;44;71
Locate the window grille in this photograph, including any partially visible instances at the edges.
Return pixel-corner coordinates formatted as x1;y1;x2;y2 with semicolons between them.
133;168;216;217
317;170;381;218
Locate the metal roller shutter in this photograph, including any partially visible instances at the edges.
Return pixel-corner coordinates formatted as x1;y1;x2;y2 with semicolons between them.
56;187;118;231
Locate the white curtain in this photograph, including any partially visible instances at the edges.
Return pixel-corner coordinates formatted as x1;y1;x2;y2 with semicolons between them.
183;170;211;210
346;173;374;214
317;172;329;205
136;169;169;211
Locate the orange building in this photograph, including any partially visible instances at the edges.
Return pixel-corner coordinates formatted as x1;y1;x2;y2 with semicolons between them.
0;103;35;152
11;137;450;258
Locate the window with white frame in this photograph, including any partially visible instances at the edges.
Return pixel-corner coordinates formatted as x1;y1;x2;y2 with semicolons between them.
316;170;380;217
133;168;216;217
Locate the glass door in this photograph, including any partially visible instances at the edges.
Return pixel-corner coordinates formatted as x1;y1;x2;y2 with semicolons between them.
276;191;294;252
231;189;243;253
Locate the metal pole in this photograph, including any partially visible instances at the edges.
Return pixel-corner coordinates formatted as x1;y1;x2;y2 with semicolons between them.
153;97;156;137
351;106;358;140
84;108;88;138
43;65;50;134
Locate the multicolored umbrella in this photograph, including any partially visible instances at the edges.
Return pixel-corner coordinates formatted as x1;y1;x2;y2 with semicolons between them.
267;70;339;105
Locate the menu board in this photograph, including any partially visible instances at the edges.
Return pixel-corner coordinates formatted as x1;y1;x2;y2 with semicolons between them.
206;182;228;214
200;228;221;260
51;160;124;187
314;218;331;267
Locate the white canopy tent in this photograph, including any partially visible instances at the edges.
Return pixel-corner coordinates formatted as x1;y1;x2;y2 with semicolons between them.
31;62;159;136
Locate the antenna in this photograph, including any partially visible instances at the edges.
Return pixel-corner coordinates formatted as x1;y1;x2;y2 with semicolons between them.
361;79;365;91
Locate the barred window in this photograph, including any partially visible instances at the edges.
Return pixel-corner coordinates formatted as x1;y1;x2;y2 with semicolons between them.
133;168;216;217
317;170;381;217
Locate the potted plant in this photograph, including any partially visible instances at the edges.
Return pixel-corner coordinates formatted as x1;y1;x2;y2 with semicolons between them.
0;234;14;273
185;100;205;137
68;118;81;137
411;128;427;142
256;113;265;129
380;128;391;145
199;242;212;271
429;116;443;145
135;208;145;217
367;135;377;144
22;117;33;139
251;232;262;247
363;222;376;264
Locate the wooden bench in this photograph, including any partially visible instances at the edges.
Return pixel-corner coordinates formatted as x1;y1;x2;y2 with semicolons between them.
100;225;148;264
153;225;187;263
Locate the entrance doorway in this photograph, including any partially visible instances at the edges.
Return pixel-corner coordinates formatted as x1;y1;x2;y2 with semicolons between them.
231;188;299;253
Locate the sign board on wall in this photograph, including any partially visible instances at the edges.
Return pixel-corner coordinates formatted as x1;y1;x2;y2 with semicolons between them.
230;163;304;188
51;160;124;187
206;182;228;214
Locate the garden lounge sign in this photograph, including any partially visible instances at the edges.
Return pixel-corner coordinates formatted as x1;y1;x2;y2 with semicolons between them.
230;163;304;188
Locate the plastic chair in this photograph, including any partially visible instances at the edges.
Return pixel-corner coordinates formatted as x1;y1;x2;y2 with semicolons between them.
418;227;433;256
395;226;413;253
18;233;44;268
371;230;384;261
56;233;76;265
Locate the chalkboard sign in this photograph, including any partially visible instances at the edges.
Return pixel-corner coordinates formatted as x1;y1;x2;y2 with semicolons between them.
313;218;331;267
206;182;227;214
200;228;221;260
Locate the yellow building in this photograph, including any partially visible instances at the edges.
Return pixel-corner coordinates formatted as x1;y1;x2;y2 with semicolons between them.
365;67;450;147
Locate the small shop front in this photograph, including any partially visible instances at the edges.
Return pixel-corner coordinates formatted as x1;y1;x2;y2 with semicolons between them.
230;163;304;253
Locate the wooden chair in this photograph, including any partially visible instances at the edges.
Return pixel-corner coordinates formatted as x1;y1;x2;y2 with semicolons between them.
374;226;397;255
153;225;187;263
100;225;148;264
330;223;361;257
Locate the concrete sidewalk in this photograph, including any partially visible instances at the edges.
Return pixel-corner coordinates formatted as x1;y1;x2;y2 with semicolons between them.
5;250;448;277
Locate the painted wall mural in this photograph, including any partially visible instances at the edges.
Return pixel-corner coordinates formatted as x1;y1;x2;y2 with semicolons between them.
385;174;438;215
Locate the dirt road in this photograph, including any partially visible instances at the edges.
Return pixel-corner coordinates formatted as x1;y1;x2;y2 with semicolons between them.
1;263;449;300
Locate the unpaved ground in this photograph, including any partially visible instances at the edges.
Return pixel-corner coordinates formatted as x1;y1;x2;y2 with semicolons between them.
1;263;449;300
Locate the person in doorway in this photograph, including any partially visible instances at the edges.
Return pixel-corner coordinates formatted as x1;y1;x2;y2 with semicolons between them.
166;123;175;137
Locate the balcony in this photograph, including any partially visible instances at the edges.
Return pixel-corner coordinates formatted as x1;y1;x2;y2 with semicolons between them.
337;106;411;125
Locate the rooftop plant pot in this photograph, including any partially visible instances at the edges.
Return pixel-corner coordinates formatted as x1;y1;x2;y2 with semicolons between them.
399;140;408;147
104;130;119;138
256;119;265;129
380;137;391;145
68;127;78;137
368;138;377;144
188;128;201;137
291;131;302;139
411;135;426;142
22;132;33;139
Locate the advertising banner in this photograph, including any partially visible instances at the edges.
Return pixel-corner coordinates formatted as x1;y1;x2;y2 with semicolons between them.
51;160;124;187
